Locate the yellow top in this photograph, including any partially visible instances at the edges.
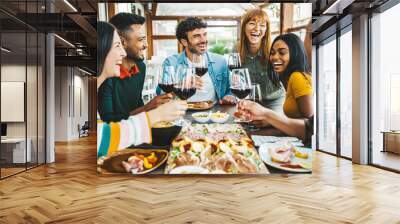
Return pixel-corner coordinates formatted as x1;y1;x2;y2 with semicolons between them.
283;72;313;118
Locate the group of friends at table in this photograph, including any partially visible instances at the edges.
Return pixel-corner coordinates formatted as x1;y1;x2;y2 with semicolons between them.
96;8;314;159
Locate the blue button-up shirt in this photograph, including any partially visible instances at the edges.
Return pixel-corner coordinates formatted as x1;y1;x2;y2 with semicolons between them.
157;51;232;101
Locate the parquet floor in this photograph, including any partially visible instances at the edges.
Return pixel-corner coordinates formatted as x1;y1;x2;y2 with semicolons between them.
1;135;400;224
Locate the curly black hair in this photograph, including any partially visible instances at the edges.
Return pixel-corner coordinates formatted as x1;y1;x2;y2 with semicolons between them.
176;17;207;42
109;12;145;35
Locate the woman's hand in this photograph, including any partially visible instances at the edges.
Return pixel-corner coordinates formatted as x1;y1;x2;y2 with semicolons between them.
250;119;271;128
147;100;188;125
237;100;269;121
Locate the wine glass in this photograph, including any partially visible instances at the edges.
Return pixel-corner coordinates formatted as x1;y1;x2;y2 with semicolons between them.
158;66;176;94
243;83;262;131
248;83;262;103
193;54;208;77
172;67;197;126
228;53;241;71
230;68;252;102
230;68;252;123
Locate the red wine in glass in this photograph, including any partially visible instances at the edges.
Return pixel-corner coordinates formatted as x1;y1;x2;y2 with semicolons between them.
158;83;174;93
230;88;251;99
173;86;196;100
195;67;208;77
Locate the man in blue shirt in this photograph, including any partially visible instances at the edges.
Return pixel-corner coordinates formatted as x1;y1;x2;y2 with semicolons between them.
160;17;235;104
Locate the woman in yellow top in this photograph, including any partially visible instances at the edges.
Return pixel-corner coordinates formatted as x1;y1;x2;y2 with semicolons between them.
267;33;313;118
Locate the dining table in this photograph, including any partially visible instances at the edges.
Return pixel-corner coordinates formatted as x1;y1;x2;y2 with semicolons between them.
99;103;311;175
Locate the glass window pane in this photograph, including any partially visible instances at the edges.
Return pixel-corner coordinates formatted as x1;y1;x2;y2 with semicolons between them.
291;28;307;41
27;32;38;168
156;3;254;16
371;3;400;171
1;31;27;177
207;26;238;55
153;39;178;58
152;20;177;36
262;4;281;34
340;29;352;158
318;37;337;154
293;3;312;27
207;20;237;26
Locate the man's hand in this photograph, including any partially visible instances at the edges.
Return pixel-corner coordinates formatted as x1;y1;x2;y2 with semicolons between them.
144;93;173;111
219;95;236;105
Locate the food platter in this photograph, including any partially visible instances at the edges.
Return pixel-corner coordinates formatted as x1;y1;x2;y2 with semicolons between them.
187;101;215;111
164;124;268;174
259;142;312;173
98;149;168;174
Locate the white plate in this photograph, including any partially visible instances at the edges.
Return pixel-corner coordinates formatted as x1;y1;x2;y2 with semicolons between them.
169;165;209;174
259;142;312;173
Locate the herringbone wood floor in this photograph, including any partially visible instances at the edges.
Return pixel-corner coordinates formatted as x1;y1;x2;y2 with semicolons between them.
1;135;399;224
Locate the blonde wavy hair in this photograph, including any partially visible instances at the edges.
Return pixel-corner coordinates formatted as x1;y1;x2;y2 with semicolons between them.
238;8;271;65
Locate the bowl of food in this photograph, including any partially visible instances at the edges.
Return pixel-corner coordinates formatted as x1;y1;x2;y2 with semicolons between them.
192;112;210;123
151;121;182;146
210;111;229;123
99;149;169;174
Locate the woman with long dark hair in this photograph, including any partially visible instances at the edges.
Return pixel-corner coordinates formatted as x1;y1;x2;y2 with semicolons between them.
267;33;313;118
97;21;187;159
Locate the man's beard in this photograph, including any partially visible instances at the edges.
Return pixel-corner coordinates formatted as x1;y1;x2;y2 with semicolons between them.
187;42;207;55
126;50;144;61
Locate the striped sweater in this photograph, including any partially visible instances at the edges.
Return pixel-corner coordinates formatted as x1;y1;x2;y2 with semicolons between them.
97;112;152;158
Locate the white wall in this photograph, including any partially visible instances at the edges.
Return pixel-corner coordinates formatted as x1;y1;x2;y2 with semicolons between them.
54;67;89;141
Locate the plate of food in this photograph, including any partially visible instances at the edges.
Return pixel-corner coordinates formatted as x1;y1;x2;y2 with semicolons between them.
99;149;168;174
187;101;214;111
259;142;312;173
164;124;268;174
192;112;211;123
210;111;229;123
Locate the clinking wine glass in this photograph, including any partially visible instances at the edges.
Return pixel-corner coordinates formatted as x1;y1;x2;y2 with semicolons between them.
244;83;262;131
228;53;241;71
248;83;262;103
172;67;197;125
193;54;208;77
230;68;252;122
158;66;176;94
193;54;208;93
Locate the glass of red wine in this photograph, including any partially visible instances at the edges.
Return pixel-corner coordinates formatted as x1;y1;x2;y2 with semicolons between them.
244;83;262;131
228;53;241;71
193;54;208;92
193;54;208;77
248;83;262;103
172;67;197;125
230;68;252;122
230;68;252;101
158;66;176;94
